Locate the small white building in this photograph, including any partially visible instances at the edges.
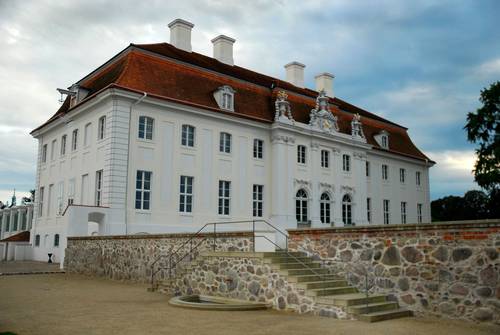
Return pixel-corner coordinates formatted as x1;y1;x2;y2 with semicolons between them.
29;19;434;265
0;203;34;261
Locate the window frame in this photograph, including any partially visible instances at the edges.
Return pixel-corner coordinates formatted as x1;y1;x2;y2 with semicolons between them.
416;171;421;186
51;139;57;161
400;168;406;183
367;197;371;223
179;175;194;213
342;194;352;226
138;116;154;141
71;129;78;151
252;184;264;217
219;132;232;154
218;180;231;216
42;144;47;163
135;170;152;210
181;124;196;148
38;186;44;217
253;139;264;159
297;145;307;164
35;234;40;247
98;116;106;140
417;203;423;223
401;201;407;224
84;122;92;147
342;154;351;172
383;199;390;224
95;170;103;206
60;135;67;156
295;189;308;224
321;150;329;168
382;164;389;181
54;234;60;247
366;161;370;177
320;192;331;224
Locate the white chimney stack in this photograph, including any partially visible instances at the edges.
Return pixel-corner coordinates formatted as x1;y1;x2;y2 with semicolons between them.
315;72;335;97
211;35;235;66
284;62;305;88
168;18;194;52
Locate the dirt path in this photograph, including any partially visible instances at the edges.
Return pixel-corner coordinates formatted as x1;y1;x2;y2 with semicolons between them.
0;274;498;335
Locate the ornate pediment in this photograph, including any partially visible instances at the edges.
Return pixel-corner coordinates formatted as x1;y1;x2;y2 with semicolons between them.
294;178;311;188
274;90;294;124
341;185;355;194
309;90;339;134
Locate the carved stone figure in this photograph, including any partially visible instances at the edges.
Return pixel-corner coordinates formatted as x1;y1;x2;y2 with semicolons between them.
351;113;365;139
309;90;339;134
274;90;294;123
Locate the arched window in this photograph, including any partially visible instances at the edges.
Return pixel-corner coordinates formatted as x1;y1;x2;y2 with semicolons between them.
54;234;60;247
342;194;352;226
138;116;154;140
295;189;308;225
320;193;331;224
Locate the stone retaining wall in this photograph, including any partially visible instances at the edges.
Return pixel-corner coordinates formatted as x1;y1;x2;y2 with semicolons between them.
171;252;348;318
288;220;500;324
64;232;253;282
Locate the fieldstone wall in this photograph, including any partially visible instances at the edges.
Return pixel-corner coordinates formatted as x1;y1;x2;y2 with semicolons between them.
288;220;500;324
65;232;253;282
172;252;349;319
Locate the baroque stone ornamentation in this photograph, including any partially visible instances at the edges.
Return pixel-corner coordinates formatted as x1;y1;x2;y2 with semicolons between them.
274;90;294;123
271;134;295;144
319;182;334;192
309;90;339;134
294;178;311;188
341;185;355;195
353;151;367;160
351;113;365;139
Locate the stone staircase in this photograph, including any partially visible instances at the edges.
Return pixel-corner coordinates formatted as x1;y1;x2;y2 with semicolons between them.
262;251;412;322
152;251;411;322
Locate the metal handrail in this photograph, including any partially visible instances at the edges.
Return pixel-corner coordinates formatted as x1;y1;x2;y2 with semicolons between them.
149;219;290;289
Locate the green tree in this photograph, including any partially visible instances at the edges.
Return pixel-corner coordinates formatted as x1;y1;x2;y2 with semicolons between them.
465;81;500;191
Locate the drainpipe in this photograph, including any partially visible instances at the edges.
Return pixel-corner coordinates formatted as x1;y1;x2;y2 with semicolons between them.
124;92;147;235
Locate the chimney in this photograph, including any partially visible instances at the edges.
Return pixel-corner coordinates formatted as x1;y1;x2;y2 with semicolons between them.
168;18;194;52
284;62;305;88
315;72;335;97
211;35;235;66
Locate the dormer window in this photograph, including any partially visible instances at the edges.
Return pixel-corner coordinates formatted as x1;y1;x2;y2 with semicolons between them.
214;85;235;111
375;130;390;149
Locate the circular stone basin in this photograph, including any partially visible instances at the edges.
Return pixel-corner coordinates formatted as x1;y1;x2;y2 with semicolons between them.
169;295;271;311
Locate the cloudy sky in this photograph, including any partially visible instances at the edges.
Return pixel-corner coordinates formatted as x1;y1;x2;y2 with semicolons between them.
0;0;499;203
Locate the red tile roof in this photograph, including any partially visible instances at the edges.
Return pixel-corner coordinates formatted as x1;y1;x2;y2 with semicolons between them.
1;231;30;242
32;42;432;162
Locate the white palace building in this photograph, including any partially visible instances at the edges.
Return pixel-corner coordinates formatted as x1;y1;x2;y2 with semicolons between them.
29;19;434;264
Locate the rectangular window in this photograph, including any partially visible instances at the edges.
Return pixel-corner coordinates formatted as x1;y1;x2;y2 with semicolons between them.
51;139;57;160
98;116;106;140
321;150;329;168
179;176;194;213
222;93;233;110
342;154;351;172
84;123;91;146
5;214;9;231
416;171;421;186
42;144;47;163
218;180;231;215
401;202;407;224
72;129;78;151
81;174;88;205
135;170;152;210
68;178;75;205
366;161;370;177
297;145;306;164
21;212;27;230
13;212;18;231
47;184;54;217
181;125;195;147
400;168;406;183
367;198;371;223
138;116;154;140
219;132;232;153
253;139;264;159
382;164;389;180
38;187;44;217
417;203;423;223
60;135;67;156
383;199;390;224
95;170;103;206
57;181;64;215
253;184;263;217
54;234;60;247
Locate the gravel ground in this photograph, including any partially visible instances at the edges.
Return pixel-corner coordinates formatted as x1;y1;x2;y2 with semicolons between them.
0;274;498;335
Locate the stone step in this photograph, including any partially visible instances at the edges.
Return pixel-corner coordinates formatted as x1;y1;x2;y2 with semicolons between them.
357;308;412;323
265;257;313;264
273;262;322;270
316;293;387;306
262;251;307;258
306;286;358;297
281;267;330;276
347;302;399;315
296;280;349;290
286;274;341;283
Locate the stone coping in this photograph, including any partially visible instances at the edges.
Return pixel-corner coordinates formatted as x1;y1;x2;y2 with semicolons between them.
68;230;254;241
201;251;267;258
287;219;500;235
